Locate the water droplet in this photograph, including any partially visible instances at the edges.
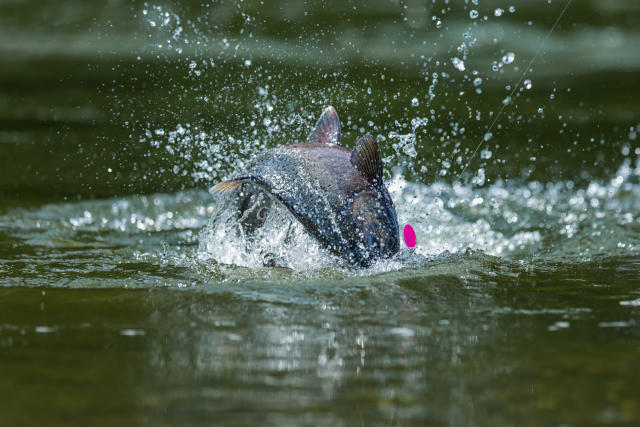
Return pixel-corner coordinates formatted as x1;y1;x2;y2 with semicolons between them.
244;59;252;67
509;5;516;13
538;107;544;114
502;52;515;64
469;10;479;19
452;57;466;71
494;8;504;17
472;168;486;186
411;98;419;107
473;77;483;86
523;79;532;90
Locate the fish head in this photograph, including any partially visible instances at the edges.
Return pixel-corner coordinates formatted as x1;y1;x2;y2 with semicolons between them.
347;188;399;266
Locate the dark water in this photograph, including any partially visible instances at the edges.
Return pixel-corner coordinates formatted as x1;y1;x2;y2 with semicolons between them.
1;0;640;425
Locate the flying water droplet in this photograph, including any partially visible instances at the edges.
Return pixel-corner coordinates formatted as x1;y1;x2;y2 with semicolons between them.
472;168;486;186
452;57;466;72
502;52;515;64
481;149;493;160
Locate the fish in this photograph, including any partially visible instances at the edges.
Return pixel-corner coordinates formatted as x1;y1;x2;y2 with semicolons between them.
209;106;399;267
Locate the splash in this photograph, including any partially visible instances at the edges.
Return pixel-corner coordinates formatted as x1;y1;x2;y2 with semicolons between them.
1;155;637;287
197;195;339;270
192;156;639;272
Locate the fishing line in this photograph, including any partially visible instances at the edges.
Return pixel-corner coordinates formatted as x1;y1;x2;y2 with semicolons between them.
457;0;573;179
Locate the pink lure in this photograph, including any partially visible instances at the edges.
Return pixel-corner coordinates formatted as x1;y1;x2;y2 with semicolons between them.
403;224;416;248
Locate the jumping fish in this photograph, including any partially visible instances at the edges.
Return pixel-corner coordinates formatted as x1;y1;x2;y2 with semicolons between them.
210;106;399;267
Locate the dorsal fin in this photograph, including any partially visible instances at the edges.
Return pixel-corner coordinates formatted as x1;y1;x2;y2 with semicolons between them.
307;106;341;145
351;134;383;186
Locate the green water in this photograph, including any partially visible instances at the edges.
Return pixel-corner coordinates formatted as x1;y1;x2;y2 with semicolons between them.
1;0;640;425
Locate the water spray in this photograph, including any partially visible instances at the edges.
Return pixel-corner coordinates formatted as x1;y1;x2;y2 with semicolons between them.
457;0;573;180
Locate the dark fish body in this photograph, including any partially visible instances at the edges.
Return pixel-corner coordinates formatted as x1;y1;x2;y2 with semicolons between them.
211;107;399;266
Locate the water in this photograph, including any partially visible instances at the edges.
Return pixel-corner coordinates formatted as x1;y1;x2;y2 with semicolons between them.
2;0;640;425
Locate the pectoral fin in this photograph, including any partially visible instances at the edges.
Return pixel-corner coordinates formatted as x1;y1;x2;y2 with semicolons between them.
350;134;383;186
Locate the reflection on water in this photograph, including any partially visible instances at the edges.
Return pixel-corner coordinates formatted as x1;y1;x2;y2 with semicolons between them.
2;265;639;425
